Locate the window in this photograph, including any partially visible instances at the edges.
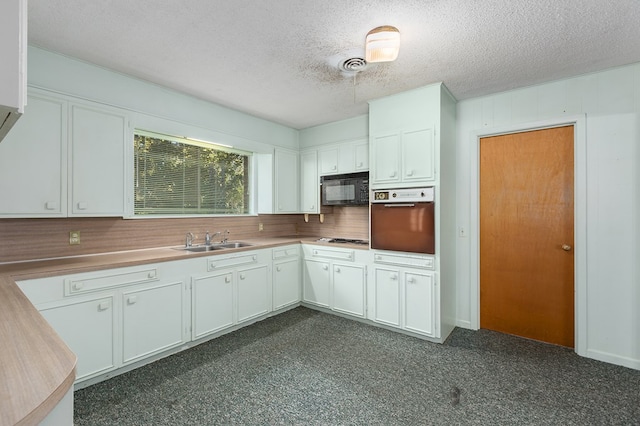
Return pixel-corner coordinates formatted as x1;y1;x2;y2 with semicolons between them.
134;131;251;216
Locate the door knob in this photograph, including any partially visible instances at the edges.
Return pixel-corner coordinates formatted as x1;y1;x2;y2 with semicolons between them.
562;244;572;251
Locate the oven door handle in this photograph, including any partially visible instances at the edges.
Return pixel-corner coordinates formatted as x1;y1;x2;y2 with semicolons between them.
383;203;416;207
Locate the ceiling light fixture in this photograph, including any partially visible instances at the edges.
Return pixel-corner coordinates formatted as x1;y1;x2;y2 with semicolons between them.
365;25;400;63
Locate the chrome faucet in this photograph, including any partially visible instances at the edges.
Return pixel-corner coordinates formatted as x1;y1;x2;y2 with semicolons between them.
185;232;195;247
206;231;221;245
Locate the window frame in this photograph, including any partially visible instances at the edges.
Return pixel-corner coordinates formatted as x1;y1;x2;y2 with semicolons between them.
128;129;256;218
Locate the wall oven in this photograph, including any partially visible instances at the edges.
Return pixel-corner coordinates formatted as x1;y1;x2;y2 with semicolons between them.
370;187;435;254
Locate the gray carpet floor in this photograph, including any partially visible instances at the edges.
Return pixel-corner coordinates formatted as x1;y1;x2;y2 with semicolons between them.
74;307;640;425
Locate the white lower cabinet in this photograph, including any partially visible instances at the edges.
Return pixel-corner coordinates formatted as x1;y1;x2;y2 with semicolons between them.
303;258;330;308
332;263;366;318
372;252;438;338
18;260;190;384
273;245;301;310
39;294;116;381
302;244;367;319
192;249;271;340
122;281;185;364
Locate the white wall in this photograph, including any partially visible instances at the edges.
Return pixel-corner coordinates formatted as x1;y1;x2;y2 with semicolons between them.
27;46;299;153
455;63;640;370
299;114;368;148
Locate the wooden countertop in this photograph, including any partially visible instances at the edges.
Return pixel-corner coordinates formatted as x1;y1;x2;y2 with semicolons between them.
0;236;368;424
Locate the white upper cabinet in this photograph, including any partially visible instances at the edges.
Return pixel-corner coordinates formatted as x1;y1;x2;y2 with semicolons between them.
70;103;127;216
0;0;27;142
317;138;369;176
257;148;300;214
0;89;129;217
369;83;451;189
300;149;319;213
371;127;435;186
0;93;67;217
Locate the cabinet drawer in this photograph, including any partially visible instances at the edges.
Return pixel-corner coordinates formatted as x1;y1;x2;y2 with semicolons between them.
208;253;258;271
273;246;299;260
309;247;355;262
373;252;434;270
65;268;158;296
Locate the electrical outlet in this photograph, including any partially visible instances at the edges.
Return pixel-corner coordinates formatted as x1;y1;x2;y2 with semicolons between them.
258;223;264;231
458;227;467;238
69;231;81;245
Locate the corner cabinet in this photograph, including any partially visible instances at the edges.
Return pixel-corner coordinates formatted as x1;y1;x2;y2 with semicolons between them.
302;244;367;319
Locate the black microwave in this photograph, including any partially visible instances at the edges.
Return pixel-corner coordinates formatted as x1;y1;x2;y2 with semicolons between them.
320;172;369;206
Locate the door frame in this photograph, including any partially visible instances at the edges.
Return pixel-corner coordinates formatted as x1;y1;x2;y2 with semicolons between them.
468;115;587;356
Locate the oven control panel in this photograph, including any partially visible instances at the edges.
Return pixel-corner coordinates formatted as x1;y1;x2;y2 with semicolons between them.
372;187;434;203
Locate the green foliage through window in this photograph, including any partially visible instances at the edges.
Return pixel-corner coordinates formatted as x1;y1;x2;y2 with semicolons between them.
134;132;250;215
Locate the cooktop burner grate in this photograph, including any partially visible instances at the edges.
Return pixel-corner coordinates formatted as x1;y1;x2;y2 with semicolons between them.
318;238;369;245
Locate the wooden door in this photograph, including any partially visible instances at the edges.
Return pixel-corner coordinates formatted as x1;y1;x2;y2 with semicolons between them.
480;126;574;347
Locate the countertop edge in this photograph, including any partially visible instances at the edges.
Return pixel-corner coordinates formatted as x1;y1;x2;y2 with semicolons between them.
0;275;76;426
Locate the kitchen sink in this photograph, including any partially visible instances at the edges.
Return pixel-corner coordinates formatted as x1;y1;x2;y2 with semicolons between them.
215;242;253;249
178;245;225;252
174;241;253;252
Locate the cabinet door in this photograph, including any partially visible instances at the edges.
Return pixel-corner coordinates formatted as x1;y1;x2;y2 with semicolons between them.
300;150;319;213
336;144;355;173
237;264;270;323
332;263;366;318
0;94;66;217
354;141;369;171
403;271;436;337
371;134;400;185
402;128;435;182
302;259;330;308
274;148;299;213
192;272;234;339
273;257;300;310
373;267;401;327
40;295;115;381
318;147;338;175
70;104;126;216
122;281;185;364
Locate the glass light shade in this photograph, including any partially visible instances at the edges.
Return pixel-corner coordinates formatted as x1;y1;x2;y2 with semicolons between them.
365;26;400;63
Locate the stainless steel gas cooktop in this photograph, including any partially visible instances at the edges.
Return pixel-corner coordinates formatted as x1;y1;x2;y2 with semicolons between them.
317;238;369;246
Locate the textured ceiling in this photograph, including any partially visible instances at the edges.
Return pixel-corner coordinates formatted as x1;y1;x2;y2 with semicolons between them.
27;0;640;129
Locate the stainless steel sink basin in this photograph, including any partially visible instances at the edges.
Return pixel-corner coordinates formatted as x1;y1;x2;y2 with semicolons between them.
174;241;253;252
175;245;225;253
215;242;253;249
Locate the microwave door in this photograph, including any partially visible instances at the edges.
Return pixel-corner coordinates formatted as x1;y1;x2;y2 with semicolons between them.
371;202;435;254
323;180;356;205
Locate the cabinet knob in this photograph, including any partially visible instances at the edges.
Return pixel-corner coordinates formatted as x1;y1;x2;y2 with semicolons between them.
98;301;110;311
348;254;353;259
77;201;88;210
45;201;58;210
390;171;397;178
225;276;231;283
390;274;398;281
335;267;341;273
240;273;246;280
562;244;572;251
332;165;337;170
406;170;414;177
276;266;281;272
252;255;257;261
322;265;328;270
127;296;137;305
375;255;381;260
407;277;415;283
310;205;315;210
147;271;156;279
357;162;363;167
72;282;84;291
